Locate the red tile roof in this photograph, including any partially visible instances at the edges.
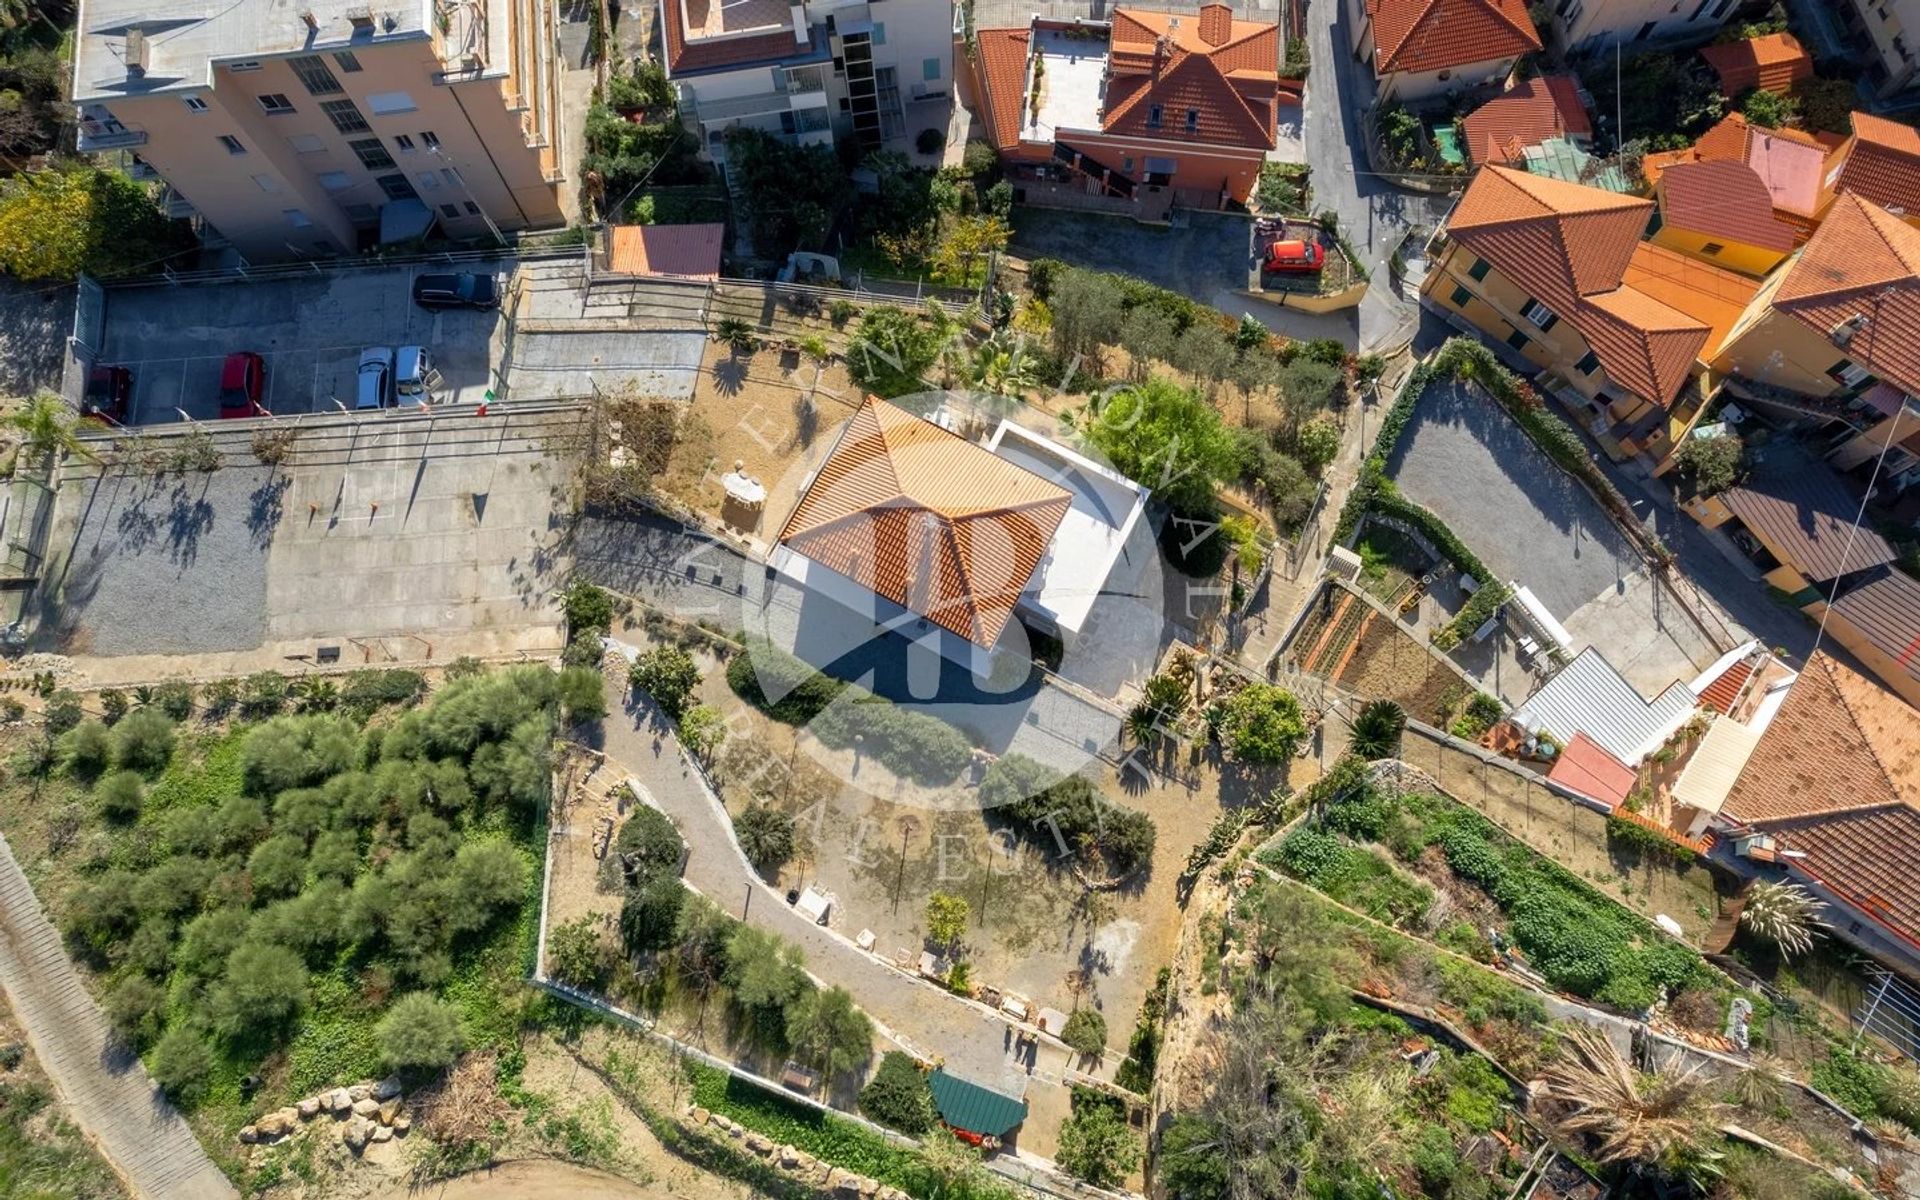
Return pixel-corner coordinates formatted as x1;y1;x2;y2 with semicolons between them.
1698;32;1813;96
971;26;1032;154
1548;732;1638;809
659;0;817;76
1657;159;1798;253
1447;166;1708;403
1833;112;1920;218
778;398;1072;648
1774;191;1920;397
1363;0;1540;76
1639;112;1833;239
1697;658;1754;715
1459;75;1591;166
1102;6;1279;151
608;223;725;279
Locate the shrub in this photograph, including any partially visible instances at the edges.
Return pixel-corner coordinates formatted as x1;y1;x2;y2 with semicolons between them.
340;669;426;714
1055;1100;1141;1188
107;974;167;1043
242;714;358;794
248;834;309;898
679;703;726;761
44;689;82;734
726;641;846;723
95;768;146;822
152;679;195;720
734;803;796;877
807;689;973;785
377;992;465;1073
1295;416;1341;472
980;757;1156;875
858;1051;936;1133
613;805;685;889
111;706;175;774
1604;813;1697;864
240;671;288;718
1216;683;1307;763
150;1025;213;1103
61;720;113;780
846;308;942;398
1061;1008;1108;1056
557;665;609;723
631;645;701;719
548;915;614;989
563;579;616;639
100;688;128;724
619;874;687;955
924;892;969;950
211;940;309;1037
1672;433;1743;496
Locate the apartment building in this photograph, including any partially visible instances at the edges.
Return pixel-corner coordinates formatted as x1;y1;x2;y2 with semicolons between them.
73;0;565;262
660;0;954;155
1837;0;1920;99
1547;0;1740;54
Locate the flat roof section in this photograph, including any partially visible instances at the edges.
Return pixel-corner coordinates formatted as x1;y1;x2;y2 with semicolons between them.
1023;26;1107;141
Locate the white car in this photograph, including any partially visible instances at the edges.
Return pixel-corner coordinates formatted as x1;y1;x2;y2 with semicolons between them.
355;347;394;410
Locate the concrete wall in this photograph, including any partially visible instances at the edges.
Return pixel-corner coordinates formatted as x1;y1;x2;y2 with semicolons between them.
91;36;562;261
1382;60;1515;105
1555;0;1735;52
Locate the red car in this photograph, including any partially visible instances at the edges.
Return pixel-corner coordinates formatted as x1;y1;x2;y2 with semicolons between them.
82;365;132;424
218;351;267;418
1262;238;1324;275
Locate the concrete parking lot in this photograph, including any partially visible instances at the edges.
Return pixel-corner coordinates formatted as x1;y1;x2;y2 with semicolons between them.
91;258;516;423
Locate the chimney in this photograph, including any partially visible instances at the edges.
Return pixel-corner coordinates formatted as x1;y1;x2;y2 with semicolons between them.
1153;33;1169;85
124;28;148;74
1198;3;1232;47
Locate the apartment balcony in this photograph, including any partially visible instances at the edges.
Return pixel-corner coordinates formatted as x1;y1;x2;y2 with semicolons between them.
78;123;147;151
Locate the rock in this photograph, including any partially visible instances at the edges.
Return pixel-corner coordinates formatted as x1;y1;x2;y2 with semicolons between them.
690;1106;710;1125
327;1088;353;1115
371;1125;394;1143
777;1146;802;1169
859;1177;880;1197
392;1115;411;1136
238;1126;259;1145
351;1098;381;1118
811;1163;833;1186
828;1167;863;1195
372;1075;403;1101
746;1132;773;1154
726;1122;744;1140
713;1114;735;1133
342;1116;375;1154
256;1110;298;1138
296;1097;322;1119
348;1083;373;1102
377;1099;401;1126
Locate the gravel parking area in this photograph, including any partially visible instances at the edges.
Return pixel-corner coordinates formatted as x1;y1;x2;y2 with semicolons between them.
1388;379;1638;619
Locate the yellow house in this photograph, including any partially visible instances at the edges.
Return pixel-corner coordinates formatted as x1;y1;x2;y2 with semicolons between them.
1650;159;1797;278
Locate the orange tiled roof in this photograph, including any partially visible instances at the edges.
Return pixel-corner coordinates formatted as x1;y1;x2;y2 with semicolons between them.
777;398;1071;648
1447;166;1708;403
1697;657;1755;715
1698;32;1813;96
1363;0;1539;75
608;223;724;279
1657;159;1798;253
1547;732;1638;809
1833;112;1920;217
971;26;1032;154
1774;191;1920;397
1102;5;1280;151
1621;243;1760;359
1459;75;1592;166
660;0;818;75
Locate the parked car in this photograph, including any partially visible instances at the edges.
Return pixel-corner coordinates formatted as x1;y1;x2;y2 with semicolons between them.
394;346;440;407
82;365;131;423
355;347;394;410
1261;239;1324;275
218;351;267;418
412;272;499;310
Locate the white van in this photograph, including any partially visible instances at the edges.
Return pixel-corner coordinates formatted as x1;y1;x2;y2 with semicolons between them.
394;346;441;407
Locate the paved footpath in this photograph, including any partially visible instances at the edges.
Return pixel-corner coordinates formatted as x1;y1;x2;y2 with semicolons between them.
0;834;239;1200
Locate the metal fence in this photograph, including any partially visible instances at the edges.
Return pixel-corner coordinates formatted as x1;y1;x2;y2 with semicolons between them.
1854;967;1920;1062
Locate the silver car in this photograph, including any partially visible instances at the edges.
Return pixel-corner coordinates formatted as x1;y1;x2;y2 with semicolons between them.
355;347;394;410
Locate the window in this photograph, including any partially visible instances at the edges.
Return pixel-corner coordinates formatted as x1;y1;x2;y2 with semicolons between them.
1450;284;1472;307
317;171;353;190
923;57;941;81
1575;350;1601;375
1506;328;1530;351
183;96;208;113
283;208;311;228
1185;108;1199;133
1829;360;1873;388
1520;297;1558;331
257;93;295;114
226;60;261;72
288;133;326;153
440;167;462;186
320;99;370;134
1635;19;1657;37
1147;104;1163;128
344;202;377;223
464;201;480;215
440;203;461;219
1700;241;1724;255
1467;257;1491;281
333;51;363;73
1438;69;1451;81
288;55;343;96
218;134;246;154
872;21;885;44
417;171;440;190
420;130;441;149
367;91;417;116
349;137;394;169
394;134;416;151
376;173;417;200
250;173;280;192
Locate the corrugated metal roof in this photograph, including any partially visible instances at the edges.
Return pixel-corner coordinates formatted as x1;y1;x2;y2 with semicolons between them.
929;1068;1028;1136
1513;646;1698;764
1671;716;1763;817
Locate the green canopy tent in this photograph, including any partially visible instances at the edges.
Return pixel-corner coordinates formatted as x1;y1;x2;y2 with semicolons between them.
928;1069;1027;1140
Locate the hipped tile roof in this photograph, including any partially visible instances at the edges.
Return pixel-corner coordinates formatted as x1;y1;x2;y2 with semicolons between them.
1102;6;1280;150
1460;74;1592;166
778;398;1071;648
1698;32;1813;96
1363;0;1540;75
1447;166;1708;403
1833;112;1920;217
1639;113;1834;241
659;0;818;75
1774;191;1920;397
1657;159;1798;253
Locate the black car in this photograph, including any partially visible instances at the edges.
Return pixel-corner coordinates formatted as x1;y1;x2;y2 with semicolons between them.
411;271;499;310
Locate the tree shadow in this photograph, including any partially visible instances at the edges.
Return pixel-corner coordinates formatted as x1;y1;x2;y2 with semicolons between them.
164;481;216;569
711;355;749;397
246;475;291;550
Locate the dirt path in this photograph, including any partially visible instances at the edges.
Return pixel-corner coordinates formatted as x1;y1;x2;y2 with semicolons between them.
369;1161;656;1200
0;833;239;1200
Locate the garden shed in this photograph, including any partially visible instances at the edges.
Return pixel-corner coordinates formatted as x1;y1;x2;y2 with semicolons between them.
928;1068;1028;1139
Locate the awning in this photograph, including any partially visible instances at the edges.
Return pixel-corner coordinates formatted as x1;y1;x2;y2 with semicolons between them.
928;1069;1027;1137
379;198;435;244
1671;717;1763;818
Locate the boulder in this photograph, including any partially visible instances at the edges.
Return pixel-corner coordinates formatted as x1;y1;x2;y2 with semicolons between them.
745;1132;773;1154
392;1115;412;1136
828;1167;863;1195
726;1122;744;1139
372;1075;403;1101
858;1177;880;1197
811;1163;834;1186
351;1098;381;1118
327;1088;353;1115
348;1083;373;1102
256;1110;298;1138
238;1126;259;1145
777;1146;802;1169
342;1116;375;1154
371;1125;394;1144
690;1106;710;1125
377;1099;401;1126
296;1097;322;1120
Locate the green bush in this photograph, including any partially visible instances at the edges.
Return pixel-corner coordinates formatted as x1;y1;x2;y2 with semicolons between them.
1061;1008;1108;1056
979;757;1156;876
95;769;146;823
150;1024;214;1103
726;641;847;724
152;679;196;720
1604;813;1697;864
376;992;465;1073
734;803;796;877
61;720;112;781
858;1050;936;1133
1216;683;1307;764
613;805;685;889
340;669;427;714
1270;828;1433;927
630;645;701;719
43;689;81;734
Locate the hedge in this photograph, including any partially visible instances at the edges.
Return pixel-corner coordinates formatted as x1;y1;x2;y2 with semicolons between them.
1027;256;1207;334
1431;581;1514;651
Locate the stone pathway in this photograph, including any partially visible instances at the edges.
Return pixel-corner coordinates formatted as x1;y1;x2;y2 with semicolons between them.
0;833;239;1200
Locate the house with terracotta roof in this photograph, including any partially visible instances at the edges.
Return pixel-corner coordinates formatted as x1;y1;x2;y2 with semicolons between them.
1827;113;1920;226
659;0;954;156
1457;74;1592;166
1346;0;1540;105
1698;32;1814;97
969;5;1285;211
1423;165;1758;465
1549;0;1741;54
1674;651;1920;973
769;396;1150;670
1649;159;1798;277
1638;113;1838;245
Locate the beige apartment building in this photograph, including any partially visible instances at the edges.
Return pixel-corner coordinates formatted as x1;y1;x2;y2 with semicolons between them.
73;0;565;262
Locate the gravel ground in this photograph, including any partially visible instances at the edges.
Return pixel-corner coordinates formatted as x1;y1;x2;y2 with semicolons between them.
33;465;275;656
0;278;75;398
1388;380;1639;619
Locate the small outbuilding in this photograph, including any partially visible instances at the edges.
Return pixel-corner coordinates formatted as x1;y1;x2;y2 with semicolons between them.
928;1068;1027;1142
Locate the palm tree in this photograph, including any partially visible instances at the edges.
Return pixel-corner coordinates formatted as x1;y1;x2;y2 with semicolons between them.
1348;700;1406;760
1738;880;1824;957
6;391;92;477
962;332;1040;401
1127;671;1190;747
1533;1026;1719;1174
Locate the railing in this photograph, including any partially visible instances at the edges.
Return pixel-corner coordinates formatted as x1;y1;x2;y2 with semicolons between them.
116;241;583;289
77;125;147;151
